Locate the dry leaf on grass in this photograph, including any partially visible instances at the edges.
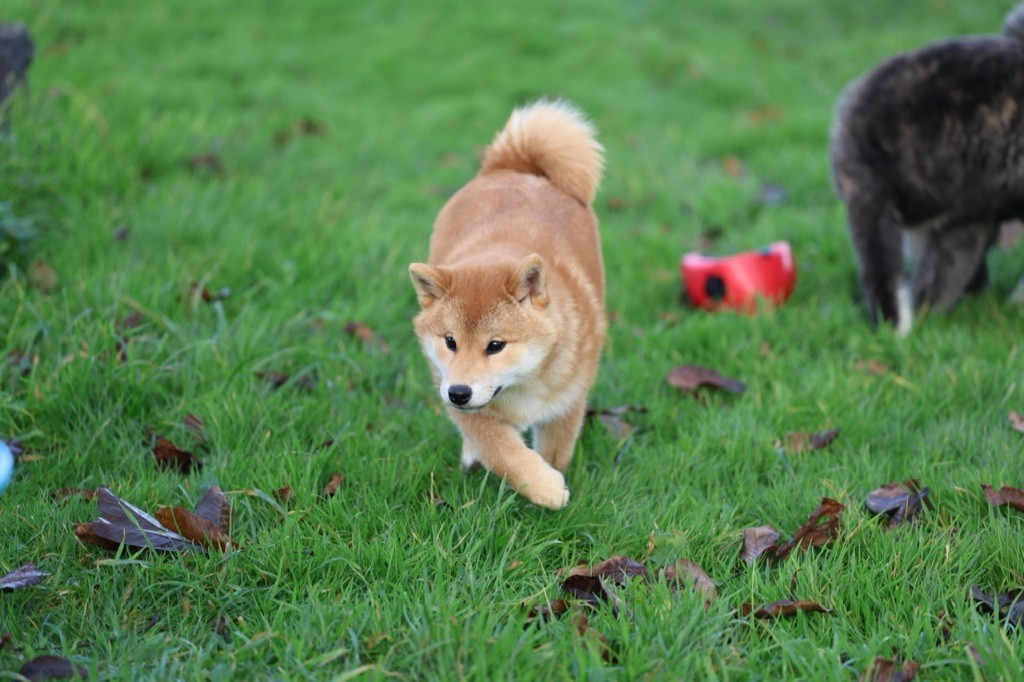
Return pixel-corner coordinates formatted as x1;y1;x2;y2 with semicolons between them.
860;656;920;682
560;556;648;614
0;563;48;591
585;404;648;440
740;525;781;564
780;428;841;454
740;599;829;619
773;498;845;560
322;473;344;498
76;486;234;554
865;480;931;528
154;507;236;551
273;117;328;147
193;485;233;532
663;558;717;608
5;349;32;377
29;261;59;293
184;152;225;176
575;612;618;664
183;413;207;443
18;655;87;680
152;436;203;474
970;586;1024;628
1009;411;1024;434
721;155;745;178
189;281;231;304
981;484;1024;513
523;598;569;628
274;485;295;504
344;321;390;354
255;370;317;392
854;358;890;376
666;365;746;394
83;488;199;553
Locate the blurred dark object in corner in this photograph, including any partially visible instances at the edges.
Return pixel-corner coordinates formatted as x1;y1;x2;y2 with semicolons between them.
0;23;35;130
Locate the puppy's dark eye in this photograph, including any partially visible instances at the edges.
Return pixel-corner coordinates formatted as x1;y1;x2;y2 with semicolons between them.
486;340;506;355
444;335;457;352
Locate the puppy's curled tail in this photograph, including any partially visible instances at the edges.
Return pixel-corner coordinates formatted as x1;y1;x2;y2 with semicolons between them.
1004;3;1024;42
482;99;604;206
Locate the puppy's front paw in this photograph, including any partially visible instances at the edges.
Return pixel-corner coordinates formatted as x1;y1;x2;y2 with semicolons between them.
522;468;570;510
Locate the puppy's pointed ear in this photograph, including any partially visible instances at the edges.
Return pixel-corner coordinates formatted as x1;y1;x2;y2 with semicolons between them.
409;263;448;308
508;253;548;307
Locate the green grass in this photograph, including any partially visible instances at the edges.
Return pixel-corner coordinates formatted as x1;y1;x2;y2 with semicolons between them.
2;0;1023;679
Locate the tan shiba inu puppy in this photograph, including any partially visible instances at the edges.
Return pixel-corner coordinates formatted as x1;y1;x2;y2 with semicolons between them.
409;100;605;510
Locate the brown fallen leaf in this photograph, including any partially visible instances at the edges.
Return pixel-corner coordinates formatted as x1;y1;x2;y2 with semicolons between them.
663;558;717;608
746;105;783;124
5;349;32;378
773;498;844;560
322;473;344;498
970;585;1024;628
721;155;745;178
666;365;746;394
255;370;317;392
740;599;829;619
74;522;122;551
860;656;920;682
561;556;648;615
154;507;236;551
79;488;200;554
865;480;930;528
192;485;233;533
152;436;203;474
1009;411;1024;434
428;492;450;508
120;311;143;331
981;484;1024;513
781;428;841;454
0;563;48;591
51;487;97;503
273;117;328;147
274;485;295;504
184;152;225;176
740;525;781;564
18;655;87;680
523;598;569;628
575;611;618;664
344;321;390;354
189;281;231;304
183;413;207;443
585;404;648;441
854;358;890;376
29;261;59;293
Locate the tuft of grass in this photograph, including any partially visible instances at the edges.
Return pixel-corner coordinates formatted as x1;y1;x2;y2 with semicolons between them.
1;0;1022;679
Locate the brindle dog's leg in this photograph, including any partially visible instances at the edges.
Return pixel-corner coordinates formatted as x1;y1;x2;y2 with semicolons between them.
844;187;908;331
912;220;998;312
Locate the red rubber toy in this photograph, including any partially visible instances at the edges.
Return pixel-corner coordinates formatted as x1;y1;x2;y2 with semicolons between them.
681;241;796;312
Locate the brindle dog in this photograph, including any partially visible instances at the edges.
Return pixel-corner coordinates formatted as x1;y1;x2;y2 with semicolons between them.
830;4;1024;333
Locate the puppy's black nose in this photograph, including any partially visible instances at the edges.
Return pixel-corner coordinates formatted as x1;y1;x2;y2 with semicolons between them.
448;384;472;406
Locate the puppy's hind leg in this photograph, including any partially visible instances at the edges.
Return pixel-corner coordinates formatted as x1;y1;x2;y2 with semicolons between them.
911;220;997;314
844;189;908;331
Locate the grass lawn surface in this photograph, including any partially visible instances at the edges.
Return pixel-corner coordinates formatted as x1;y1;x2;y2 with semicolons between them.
1;0;1022;679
